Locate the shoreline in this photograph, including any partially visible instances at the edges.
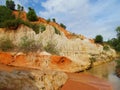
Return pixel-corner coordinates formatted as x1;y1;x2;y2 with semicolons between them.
61;73;113;90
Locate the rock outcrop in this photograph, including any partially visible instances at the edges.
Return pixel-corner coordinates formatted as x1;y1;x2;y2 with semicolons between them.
0;52;89;72
0;70;67;90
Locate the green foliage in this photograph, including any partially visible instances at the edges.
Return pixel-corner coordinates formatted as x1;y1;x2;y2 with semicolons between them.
17;4;21;11
115;43;120;51
60;23;66;29
0;6;15;27
30;24;40;34
20;36;33;52
20;36;43;52
6;0;15;10
44;42;59;55
107;38;118;47
39;24;46;33
3;19;23;30
52;18;56;22
107;38;120;51
103;45;110;51
21;6;24;11
107;26;120;52
95;35;103;43
27;7;38;21
0;37;14;51
54;27;61;35
17;4;24;11
116;26;120;40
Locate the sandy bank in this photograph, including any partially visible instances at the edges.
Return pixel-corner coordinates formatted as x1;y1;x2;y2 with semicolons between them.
61;73;113;90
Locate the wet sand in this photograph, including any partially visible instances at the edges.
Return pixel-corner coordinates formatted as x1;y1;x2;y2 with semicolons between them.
61;73;113;90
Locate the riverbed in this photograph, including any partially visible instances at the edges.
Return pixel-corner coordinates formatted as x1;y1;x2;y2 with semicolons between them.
85;60;120;90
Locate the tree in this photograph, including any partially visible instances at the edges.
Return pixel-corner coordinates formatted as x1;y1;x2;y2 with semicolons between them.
17;4;21;11
60;23;66;29
27;7;38;21
0;6;15;27
95;35;103;43
107;26;120;52
17;4;24;11
116;26;120;40
6;0;15;10
21;6;24;11
52;18;56;22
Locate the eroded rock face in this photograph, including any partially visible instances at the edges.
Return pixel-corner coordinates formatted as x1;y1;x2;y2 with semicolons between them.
0;70;68;90
0;52;13;65
0;25;116;72
0;52;88;72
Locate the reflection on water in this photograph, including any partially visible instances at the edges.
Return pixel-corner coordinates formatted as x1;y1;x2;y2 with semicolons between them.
86;60;120;90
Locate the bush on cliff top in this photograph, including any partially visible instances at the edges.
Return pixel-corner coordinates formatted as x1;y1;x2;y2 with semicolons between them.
0;6;15;27
95;35;103;43
27;7;38;21
3;18;23;30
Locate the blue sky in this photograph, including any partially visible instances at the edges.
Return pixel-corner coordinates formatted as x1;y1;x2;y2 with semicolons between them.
0;0;120;40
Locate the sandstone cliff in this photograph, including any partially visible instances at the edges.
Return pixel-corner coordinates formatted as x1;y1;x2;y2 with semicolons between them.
0;24;116;72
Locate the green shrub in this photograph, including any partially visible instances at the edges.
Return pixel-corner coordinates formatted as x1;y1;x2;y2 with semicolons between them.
39;24;46;33
3;19;22;30
21;21;40;34
52;18;56;22
19;36;43;52
54;27;61;35
44;42;59;55
0;38;14;51
20;36;34;52
6;0;15;10
103;45;110;51
27;7;38;21
0;6;15;27
60;23;66;29
31;24;40;34
95;35;103;43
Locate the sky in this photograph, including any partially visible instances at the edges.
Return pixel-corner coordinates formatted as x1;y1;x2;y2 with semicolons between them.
0;0;120;40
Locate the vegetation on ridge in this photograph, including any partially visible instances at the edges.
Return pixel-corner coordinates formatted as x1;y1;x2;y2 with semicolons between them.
107;26;120;52
27;7;38;21
6;0;15;10
95;35;103;43
0;6;15;28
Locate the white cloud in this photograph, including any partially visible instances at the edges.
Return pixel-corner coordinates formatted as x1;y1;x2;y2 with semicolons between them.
39;0;120;40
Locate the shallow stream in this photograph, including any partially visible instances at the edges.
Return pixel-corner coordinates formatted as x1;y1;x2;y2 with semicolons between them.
86;60;120;90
